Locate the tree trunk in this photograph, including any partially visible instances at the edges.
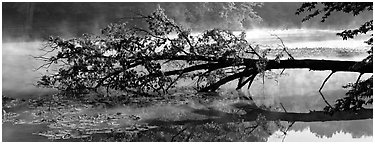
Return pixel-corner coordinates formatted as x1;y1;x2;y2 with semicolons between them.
157;55;372;73
264;59;371;73
199;70;254;92
195;58;372;92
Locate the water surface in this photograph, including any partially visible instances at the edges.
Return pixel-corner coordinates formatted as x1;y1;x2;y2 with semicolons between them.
2;29;372;142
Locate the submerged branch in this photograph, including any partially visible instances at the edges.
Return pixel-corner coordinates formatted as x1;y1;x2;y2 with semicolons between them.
237;72;258;90
319;91;333;109
200;70;252;92
319;71;335;92
355;73;364;91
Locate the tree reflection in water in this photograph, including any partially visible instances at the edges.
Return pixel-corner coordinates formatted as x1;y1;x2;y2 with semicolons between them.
91;114;282;142
2;87;372;142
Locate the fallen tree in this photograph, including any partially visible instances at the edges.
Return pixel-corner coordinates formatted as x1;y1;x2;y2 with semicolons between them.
35;6;372;113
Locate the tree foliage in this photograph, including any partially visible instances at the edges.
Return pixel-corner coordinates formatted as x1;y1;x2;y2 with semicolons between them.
165;2;263;30
296;2;372;22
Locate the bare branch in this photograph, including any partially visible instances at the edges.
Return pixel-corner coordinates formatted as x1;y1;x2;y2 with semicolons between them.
248;45;262;58
33;61;54;71
280;103;288;113
247;124;259;134
354;73;364;101
168;21;197;56
279;68;286;75
165;72;184;92
319;91;333;109
281;121;295;142
171;127;188;142
200;70;253;92
271;34;295;60
247;74;258;90
355;73;364;91
237;71;258;90
319;71;335;92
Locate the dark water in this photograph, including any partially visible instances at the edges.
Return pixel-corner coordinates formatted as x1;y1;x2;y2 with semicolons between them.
2;123;49;142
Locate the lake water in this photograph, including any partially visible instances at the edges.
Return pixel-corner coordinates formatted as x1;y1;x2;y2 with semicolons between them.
2;29;373;142
2;68;372;142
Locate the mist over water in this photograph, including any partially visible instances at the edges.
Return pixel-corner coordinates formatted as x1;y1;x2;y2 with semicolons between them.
2;41;55;98
243;29;371;49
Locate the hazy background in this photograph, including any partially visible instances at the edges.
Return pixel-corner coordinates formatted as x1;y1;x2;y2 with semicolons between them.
2;2;372;41
2;2;372;98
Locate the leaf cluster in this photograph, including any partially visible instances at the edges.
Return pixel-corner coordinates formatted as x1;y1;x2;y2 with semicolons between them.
325;76;373;113
296;2;372;22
